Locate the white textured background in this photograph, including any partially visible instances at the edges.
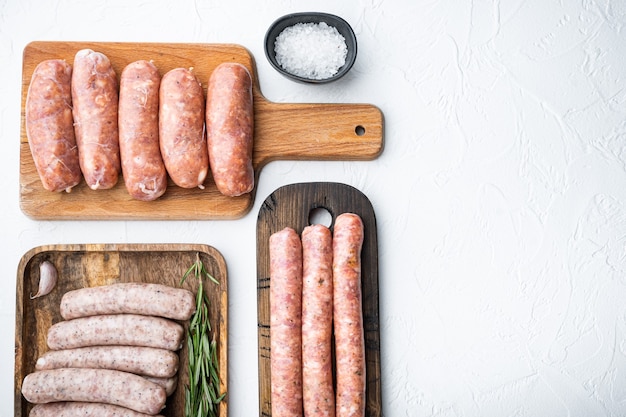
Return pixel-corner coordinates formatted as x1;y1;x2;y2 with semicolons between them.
1;0;626;416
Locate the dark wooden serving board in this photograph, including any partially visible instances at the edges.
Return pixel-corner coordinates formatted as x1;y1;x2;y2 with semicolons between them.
19;41;384;220
14;243;228;417
256;182;382;416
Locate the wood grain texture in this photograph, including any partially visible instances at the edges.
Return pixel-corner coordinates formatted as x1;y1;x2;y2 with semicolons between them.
20;41;384;220
256;182;382;417
14;243;228;417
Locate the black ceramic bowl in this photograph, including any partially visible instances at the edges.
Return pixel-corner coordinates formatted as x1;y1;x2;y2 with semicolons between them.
264;12;357;84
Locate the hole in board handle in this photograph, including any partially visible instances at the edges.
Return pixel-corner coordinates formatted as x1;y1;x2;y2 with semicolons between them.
308;207;333;227
355;125;366;136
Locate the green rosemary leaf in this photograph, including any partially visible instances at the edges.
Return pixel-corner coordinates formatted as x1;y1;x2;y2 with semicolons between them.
181;254;226;417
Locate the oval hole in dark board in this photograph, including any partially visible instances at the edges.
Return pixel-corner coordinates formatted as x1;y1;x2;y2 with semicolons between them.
308;207;332;227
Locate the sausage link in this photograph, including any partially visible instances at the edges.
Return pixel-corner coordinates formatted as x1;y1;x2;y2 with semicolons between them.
118;60;167;201
35;345;179;378
301;224;335;417
71;49;120;190
269;227;303;416
159;67;208;189
30;402;165;417
22;368;166;415
206;62;254;197
25;59;82;192
47;314;184;351
143;376;178;396
60;282;196;321
333;213;366;417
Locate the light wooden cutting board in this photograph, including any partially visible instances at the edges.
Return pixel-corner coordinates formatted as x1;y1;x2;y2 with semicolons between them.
19;41;384;220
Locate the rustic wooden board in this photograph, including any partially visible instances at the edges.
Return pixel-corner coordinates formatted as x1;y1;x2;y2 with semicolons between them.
14;243;228;417
19;41;384;220
256;182;382;416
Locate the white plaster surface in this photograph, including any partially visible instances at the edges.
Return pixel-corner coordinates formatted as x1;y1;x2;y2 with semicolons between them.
1;0;626;416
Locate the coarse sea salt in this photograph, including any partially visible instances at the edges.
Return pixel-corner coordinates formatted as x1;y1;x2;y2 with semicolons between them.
274;22;348;80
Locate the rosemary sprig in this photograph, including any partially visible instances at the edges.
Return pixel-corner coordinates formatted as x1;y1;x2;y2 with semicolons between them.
180;255;225;417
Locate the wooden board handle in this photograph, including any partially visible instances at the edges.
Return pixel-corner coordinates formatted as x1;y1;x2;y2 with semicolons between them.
253;101;384;168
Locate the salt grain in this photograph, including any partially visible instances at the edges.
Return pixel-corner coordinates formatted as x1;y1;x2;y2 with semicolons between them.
274;22;348;80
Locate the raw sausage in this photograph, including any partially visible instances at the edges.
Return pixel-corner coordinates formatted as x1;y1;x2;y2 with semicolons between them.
30;402;165;417
301;224;335;416
269;227;303;416
159;67;208;189
71;49;121;190
118;60;167;201
60;282;196;321
35;345;179;378
47;314;184;351
333;213;366;417
25;59;82;193
144;376;178;396
21;368;166;415
206;62;254;197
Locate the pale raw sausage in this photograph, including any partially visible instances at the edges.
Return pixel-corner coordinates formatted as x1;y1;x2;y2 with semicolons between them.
47;314;184;351
30;402;165;417
333;213;366;417
118;60;167;201
301;224;335;417
269;227;303;416
21;368;166;415
159;67;208;189
206;62;254;196
35;345;179;378
71;49;121;190
60;282;196;321
25;59;82;193
143;376;178;396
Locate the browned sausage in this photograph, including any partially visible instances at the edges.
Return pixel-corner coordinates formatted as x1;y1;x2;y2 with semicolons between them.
60;282;196;321
21;368;166;415
25;59;82;193
269;227;303;416
35;345;179;377
159;67;208;189
118;60;167;201
30;402;165;417
333;213;366;417
301;224;335;416
71;49;121;190
47;314;184;351
206;62;254;197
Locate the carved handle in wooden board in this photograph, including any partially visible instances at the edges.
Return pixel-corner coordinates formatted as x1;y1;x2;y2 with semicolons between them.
253;101;384;168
